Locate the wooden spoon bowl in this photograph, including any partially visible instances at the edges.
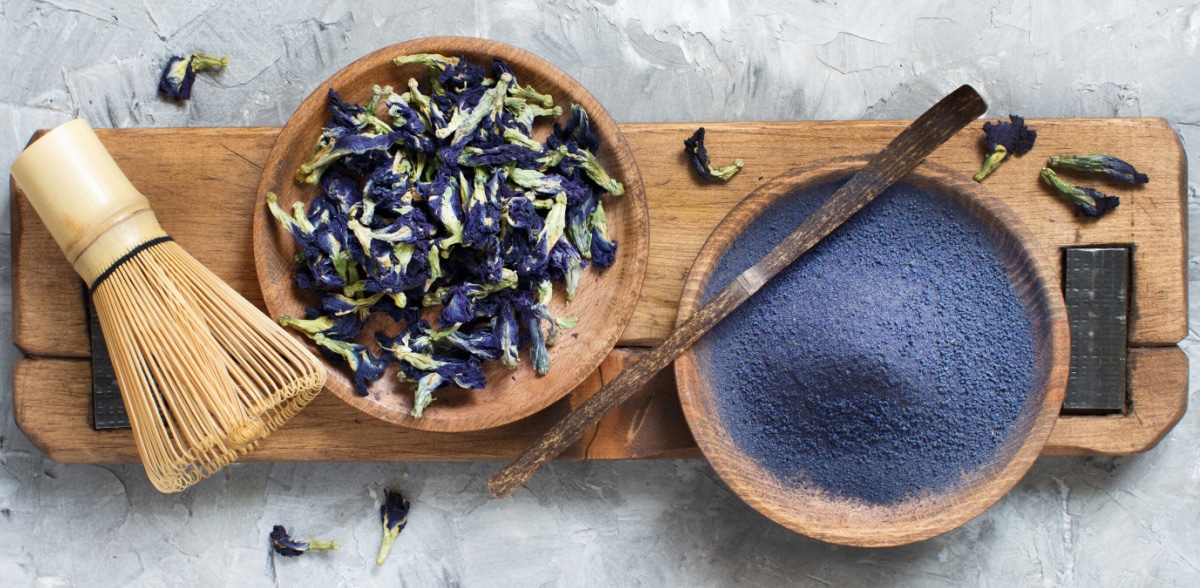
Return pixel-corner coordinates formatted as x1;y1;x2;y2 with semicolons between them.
253;37;648;432
674;157;1068;547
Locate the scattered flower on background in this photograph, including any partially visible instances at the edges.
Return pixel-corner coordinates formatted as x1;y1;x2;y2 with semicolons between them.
158;53;228;101
1039;168;1120;218
269;525;340;557
376;489;411;566
973;115;1036;182
1048;154;1149;184
683;127;744;181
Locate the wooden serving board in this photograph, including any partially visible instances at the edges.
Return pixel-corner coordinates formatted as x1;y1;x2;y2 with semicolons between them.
10;119;1188;463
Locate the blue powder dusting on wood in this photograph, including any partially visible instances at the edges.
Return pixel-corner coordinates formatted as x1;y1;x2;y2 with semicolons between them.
696;179;1036;506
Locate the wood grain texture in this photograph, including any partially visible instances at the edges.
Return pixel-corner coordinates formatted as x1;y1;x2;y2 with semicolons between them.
12;348;698;464
620;117;1186;348
488;86;988;499
674;159;1069;547
13;119;1186;357
14;345;1186;464
252;37;650;432
1044;346;1188;455
10;119;1187;463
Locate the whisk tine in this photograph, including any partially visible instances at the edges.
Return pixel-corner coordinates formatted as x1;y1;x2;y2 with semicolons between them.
12;119;327;493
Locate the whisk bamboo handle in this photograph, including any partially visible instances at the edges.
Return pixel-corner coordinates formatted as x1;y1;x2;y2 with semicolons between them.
10;119;169;284
12;119;328;493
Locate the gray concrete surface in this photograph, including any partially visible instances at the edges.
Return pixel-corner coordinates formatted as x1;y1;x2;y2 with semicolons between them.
2;1;1199;585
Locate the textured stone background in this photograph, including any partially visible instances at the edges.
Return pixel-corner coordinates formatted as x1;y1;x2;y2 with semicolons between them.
3;1;1199;585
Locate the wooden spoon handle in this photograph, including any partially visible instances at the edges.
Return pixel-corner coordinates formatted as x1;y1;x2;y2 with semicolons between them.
488;85;988;499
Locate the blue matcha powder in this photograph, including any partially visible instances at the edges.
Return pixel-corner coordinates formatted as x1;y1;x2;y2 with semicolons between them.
697;179;1036;506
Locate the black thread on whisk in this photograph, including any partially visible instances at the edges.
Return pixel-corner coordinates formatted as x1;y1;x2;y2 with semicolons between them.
88;236;176;296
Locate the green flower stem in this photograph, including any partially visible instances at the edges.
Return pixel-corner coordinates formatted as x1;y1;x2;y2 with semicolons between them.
708;158;744;181
376;526;401;565
305;539;340;552
973;145;1008;182
189;53;228;72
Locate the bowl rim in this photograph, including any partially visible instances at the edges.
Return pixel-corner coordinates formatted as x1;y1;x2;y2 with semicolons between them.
252;36;650;432
673;156;1068;547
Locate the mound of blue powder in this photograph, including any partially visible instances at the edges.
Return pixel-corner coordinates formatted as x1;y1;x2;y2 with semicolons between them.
696;179;1037;506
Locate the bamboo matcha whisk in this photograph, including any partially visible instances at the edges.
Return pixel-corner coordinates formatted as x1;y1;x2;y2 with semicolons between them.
11;119;327;493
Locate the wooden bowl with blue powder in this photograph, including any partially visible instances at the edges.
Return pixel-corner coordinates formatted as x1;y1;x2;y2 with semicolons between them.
675;157;1068;547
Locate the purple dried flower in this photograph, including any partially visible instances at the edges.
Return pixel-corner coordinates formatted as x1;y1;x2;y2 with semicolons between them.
974;115;1037;182
280;315;385;395
553;104;600;152
588;203;617;268
1048;154;1149;185
375;489;411;565
425;323;501;362
984;115;1037;155
270;525;340;557
684;127;744;182
158;53;228;102
1040;168;1120;218
440;282;486;325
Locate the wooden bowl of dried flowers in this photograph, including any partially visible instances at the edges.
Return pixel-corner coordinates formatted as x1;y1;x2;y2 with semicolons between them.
253;37;648;432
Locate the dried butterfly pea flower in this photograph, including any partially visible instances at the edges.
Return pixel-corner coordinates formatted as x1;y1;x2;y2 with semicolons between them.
548;238;586;300
494;298;522;370
564;144;625;196
377;320;491;416
974;114;1036;182
281;314;386;395
684;127;744;182
1048;154;1149;184
409;357;487;417
503;194;543;232
377;330;443;372
394;53;459;71
563;177;600;260
554;104;600;152
375;489;411;566
295;125;406;185
509;83;554;108
270;525;340;557
439;282;488;325
321;291;383;321
426;324;502;362
437;73;513;145
158;53;228;101
1040;168;1120;218
588;203;617;268
266;191;316;247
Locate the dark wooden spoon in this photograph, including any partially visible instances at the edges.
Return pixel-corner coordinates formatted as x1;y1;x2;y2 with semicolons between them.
488;85;988;499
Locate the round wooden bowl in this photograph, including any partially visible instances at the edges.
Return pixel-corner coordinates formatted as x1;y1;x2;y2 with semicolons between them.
253;37;648;432
674;157;1068;547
